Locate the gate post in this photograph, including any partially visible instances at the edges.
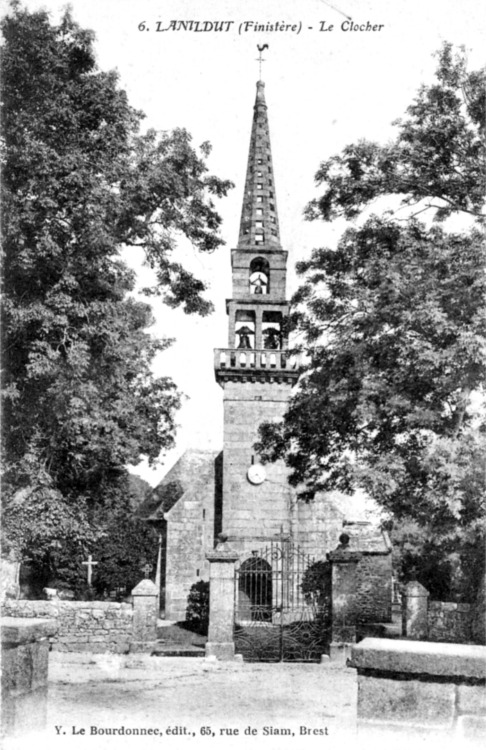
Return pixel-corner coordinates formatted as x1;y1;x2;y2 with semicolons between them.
129;578;158;653
327;533;362;662
402;577;429;639
205;534;239;661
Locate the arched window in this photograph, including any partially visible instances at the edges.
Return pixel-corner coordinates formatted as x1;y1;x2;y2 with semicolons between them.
262;311;282;350
235;310;255;349
249;257;270;295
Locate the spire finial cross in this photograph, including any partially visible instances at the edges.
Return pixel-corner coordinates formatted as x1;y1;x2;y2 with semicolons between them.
256;44;268;80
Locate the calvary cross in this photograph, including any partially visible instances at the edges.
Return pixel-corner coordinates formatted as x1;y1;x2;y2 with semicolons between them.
82;554;98;586
141;563;153;579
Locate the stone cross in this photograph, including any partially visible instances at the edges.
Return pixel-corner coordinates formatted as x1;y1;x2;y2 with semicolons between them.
141;563;153;579
81;554;98;586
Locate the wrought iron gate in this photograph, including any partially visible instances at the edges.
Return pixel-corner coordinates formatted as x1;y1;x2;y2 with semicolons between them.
234;542;329;662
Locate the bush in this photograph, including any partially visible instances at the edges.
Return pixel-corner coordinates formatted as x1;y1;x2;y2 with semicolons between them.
301;560;332;622
185;580;209;634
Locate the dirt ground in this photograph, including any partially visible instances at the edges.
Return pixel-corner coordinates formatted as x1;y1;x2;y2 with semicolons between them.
4;651;470;750
5;652;360;750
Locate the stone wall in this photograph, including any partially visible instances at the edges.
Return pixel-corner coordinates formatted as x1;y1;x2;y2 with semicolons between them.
428;601;473;644
350;637;486;739
2;600;132;653
164;452;222;621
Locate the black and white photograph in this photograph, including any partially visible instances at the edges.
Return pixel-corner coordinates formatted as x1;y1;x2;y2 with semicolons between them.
1;1;485;748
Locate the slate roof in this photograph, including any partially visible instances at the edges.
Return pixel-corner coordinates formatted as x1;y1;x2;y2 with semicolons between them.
137;449;222;521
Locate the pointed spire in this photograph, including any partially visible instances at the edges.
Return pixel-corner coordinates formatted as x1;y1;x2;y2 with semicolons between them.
237;81;282;250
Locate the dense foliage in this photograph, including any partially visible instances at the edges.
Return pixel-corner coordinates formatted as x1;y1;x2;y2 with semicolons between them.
1;4;232;581
257;45;486;600
185;580;210;634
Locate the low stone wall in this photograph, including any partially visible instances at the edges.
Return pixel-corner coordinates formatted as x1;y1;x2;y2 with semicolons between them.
2;600;133;654
350;637;486;739
428;601;473;644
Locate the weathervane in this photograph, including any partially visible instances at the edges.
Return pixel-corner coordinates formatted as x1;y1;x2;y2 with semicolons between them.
256;44;269;79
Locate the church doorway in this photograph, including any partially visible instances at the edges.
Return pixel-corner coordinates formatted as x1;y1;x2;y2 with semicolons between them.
234;542;329;662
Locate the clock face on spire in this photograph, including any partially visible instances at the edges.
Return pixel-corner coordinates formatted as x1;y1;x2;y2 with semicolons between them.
247;464;266;485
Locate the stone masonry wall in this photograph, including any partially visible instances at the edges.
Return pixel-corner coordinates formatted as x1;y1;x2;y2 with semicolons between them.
355;553;393;623
1;600;132;653
427;601;473;644
164;453;220;621
222;380;293;544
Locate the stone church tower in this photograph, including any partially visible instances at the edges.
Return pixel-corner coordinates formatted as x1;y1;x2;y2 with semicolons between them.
140;79;392;622
214;79;299;558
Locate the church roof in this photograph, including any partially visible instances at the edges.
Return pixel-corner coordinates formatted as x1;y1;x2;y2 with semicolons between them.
137;449;222;521
237;80;282;251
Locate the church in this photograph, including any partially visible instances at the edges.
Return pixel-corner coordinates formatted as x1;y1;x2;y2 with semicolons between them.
140;77;392;624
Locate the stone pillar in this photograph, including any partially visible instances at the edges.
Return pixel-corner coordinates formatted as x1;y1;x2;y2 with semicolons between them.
130;579;158;653
205;534;239;661
255;307;263;350
327;533;362;661
1;617;57;737
402;578;429;639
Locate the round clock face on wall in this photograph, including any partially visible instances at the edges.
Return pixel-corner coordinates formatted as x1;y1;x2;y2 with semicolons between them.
247;464;266;485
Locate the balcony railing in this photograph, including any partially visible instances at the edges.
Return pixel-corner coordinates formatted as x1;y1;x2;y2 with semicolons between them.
214;348;299;372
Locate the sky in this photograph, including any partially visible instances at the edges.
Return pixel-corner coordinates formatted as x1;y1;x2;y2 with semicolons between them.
9;0;486;486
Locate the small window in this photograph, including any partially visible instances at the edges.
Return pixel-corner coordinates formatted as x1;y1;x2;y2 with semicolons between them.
257;196;263;203
256;209;263;216
257;183;263;190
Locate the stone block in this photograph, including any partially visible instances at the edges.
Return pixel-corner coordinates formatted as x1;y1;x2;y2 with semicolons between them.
457;683;486;714
2;687;48;737
357;673;456;727
351;638;486;679
1;618;56;737
455;715;486;739
205;641;236;661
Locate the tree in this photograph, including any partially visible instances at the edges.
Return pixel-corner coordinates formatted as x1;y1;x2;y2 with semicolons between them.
305;43;485;224
1;4;232;577
256;45;486;600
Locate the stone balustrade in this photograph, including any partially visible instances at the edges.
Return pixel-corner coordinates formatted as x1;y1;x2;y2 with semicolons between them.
214;347;299;376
